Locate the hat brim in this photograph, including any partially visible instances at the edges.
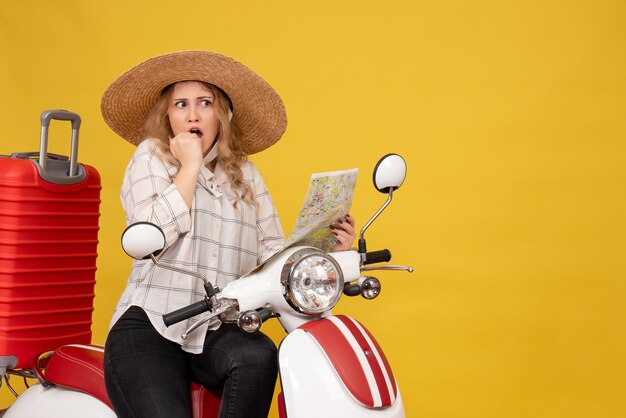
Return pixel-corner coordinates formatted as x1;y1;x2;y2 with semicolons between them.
101;50;287;154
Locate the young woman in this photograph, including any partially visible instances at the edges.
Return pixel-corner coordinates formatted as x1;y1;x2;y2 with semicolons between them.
100;50;355;418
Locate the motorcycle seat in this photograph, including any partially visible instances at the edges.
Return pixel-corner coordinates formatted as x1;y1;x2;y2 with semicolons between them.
43;344;221;417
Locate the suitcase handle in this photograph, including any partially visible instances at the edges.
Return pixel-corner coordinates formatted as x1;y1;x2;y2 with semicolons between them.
39;110;82;176
10;151;68;161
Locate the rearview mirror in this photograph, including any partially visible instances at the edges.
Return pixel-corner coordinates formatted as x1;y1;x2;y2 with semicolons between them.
372;153;406;193
359;153;408;258
121;222;166;260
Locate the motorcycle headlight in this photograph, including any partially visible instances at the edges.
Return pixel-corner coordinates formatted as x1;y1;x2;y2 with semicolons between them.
281;248;344;315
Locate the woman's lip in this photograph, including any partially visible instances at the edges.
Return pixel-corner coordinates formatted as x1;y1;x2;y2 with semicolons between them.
189;128;203;137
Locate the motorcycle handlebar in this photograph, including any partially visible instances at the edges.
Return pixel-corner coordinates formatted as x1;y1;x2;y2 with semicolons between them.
343;283;361;296
257;308;273;322
363;249;392;265
163;298;212;327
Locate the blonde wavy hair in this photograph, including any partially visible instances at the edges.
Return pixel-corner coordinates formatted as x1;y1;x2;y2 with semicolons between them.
143;81;255;207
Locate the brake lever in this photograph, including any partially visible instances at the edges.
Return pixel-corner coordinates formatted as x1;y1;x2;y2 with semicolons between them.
360;264;414;273
181;303;233;340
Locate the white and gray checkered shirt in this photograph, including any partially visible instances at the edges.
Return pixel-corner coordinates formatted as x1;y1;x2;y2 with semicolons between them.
110;139;285;353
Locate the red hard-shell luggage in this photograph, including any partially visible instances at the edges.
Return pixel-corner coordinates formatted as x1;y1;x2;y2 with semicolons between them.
0;110;101;372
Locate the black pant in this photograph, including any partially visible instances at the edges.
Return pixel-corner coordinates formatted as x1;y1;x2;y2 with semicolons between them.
104;306;278;418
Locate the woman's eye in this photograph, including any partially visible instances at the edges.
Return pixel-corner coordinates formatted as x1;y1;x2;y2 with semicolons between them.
200;99;212;106
174;101;186;108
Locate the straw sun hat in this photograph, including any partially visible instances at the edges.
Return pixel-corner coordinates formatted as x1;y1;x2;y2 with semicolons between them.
101;50;287;154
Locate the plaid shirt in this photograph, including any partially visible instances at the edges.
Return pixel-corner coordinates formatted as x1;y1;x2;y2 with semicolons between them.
110;139;285;353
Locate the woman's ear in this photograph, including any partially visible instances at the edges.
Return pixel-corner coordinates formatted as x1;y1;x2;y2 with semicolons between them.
228;109;233;121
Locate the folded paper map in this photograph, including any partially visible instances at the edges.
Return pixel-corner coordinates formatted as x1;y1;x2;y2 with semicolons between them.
284;168;359;252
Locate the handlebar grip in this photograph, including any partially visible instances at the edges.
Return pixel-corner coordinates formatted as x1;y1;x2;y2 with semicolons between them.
163;298;212;327
363;249;392;265
257;308;273;322
343;283;361;296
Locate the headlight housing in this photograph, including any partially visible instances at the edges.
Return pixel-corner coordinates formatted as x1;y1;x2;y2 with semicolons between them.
281;248;344;315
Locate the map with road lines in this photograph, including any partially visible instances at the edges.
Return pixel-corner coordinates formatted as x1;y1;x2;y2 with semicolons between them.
284;168;359;252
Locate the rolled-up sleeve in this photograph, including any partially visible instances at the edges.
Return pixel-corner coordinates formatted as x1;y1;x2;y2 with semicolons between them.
120;140;191;247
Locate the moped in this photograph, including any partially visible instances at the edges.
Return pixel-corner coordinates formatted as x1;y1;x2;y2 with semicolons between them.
1;153;412;418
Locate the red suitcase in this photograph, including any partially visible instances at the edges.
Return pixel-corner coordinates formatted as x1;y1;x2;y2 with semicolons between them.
0;110;101;372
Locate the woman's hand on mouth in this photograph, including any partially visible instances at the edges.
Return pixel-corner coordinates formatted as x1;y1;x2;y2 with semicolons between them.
170;131;205;209
170;131;203;170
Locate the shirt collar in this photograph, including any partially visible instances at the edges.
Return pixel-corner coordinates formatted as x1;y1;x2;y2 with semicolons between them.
198;140;227;196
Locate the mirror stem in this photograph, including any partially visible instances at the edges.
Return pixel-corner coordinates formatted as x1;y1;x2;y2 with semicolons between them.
149;254;209;285
149;254;219;307
358;187;395;262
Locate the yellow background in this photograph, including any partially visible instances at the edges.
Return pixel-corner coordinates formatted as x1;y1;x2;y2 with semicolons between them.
1;0;625;416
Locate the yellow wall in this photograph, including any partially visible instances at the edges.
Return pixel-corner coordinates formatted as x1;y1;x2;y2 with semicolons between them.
1;0;625;416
